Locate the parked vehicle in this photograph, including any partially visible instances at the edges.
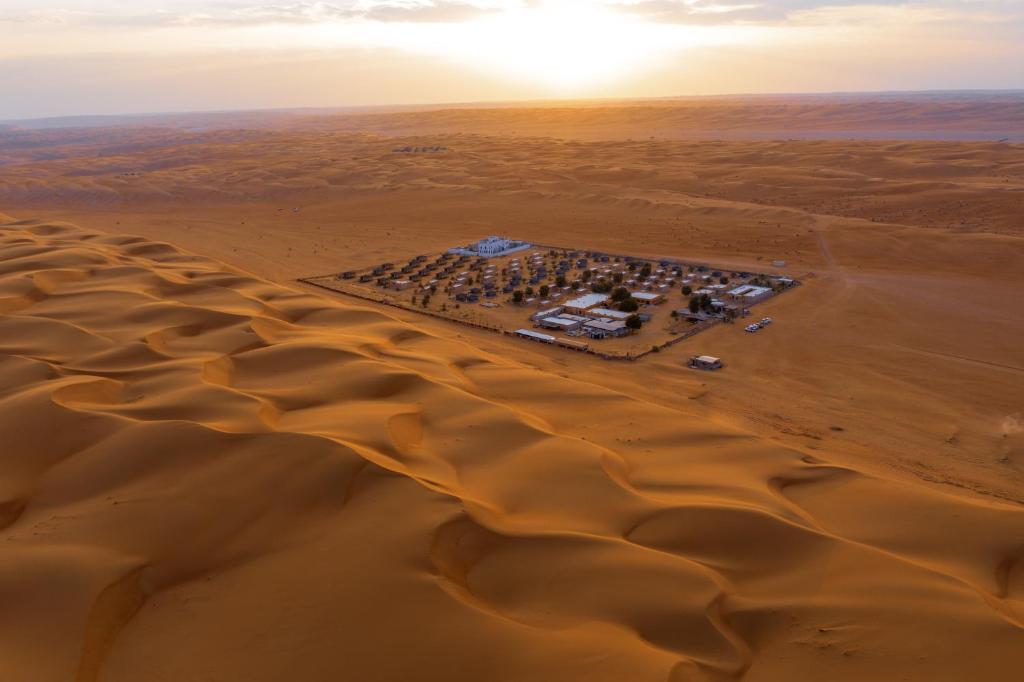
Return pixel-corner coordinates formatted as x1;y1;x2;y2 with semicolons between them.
760;317;773;325
745;324;760;333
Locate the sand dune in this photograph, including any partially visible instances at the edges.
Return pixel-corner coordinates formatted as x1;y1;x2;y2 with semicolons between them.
1;216;1021;681
309;96;1024;141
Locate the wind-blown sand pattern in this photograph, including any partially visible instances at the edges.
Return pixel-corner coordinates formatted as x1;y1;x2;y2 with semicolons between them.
1;215;1021;681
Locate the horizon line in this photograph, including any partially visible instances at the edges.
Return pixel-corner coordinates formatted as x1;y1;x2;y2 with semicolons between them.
4;87;1024;128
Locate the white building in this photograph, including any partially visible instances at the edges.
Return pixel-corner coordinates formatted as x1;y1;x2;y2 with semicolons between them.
563;293;610;314
631;291;665;304
728;284;773;301
537;316;584;332
515;329;555;343
476;236;512;255
689;355;723;370
448;236;531;258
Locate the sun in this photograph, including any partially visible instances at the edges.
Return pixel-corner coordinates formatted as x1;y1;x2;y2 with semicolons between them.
453;1;666;88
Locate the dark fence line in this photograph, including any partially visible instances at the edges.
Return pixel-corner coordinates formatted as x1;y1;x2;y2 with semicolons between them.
298;276;659;361
299;277;506;334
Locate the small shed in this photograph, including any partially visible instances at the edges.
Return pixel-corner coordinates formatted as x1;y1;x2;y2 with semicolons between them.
688;355;723;371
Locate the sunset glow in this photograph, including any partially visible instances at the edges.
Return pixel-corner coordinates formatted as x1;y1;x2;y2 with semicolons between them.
0;1;1020;119
445;2;669;87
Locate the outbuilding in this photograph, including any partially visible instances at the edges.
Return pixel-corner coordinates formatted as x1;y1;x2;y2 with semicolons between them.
688;355;723;370
632;291;665;305
515;329;555;344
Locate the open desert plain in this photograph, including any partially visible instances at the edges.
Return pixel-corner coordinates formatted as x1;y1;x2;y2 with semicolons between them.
1;93;1023;682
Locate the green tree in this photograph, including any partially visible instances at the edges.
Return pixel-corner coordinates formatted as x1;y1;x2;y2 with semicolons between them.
618;298;639;313
581;270;592;282
625;314;643;330
688;296;700;313
556;274;567;287
640;263;652;279
682;285;692;296
539;284;550;297
720;276;729;285
512;290;524;304
612;272;623;284
700;293;712;311
611;286;631;302
525;286;534;296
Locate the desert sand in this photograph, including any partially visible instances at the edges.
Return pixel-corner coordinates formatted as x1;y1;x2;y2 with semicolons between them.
1;97;1022;680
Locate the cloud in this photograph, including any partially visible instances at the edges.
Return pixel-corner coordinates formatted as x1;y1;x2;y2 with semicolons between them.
361;1;506;22
608;0;1024;25
3;0;1022;30
0;1;511;28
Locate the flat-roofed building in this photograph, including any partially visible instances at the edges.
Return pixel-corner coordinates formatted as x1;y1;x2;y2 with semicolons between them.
532;306;564;321
583;319;630;339
689;355;723;370
515;328;555;343
563;293;610;314
632;291;665;305
728;285;772;301
538;316;583;332
587;307;630;320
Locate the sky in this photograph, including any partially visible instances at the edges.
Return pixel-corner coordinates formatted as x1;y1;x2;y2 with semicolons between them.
1;0;1022;119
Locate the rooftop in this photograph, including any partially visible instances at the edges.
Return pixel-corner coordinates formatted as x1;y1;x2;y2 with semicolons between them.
585;319;627;331
564;293;610;309
588;307;630;319
539;316;580;328
515;329;555;342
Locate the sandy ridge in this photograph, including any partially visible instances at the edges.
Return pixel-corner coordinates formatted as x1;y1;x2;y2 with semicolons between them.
0;217;1021;681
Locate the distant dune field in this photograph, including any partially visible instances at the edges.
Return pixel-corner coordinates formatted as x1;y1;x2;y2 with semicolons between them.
1;96;1023;680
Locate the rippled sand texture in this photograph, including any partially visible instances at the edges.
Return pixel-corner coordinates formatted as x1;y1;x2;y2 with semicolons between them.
1;216;1021;681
